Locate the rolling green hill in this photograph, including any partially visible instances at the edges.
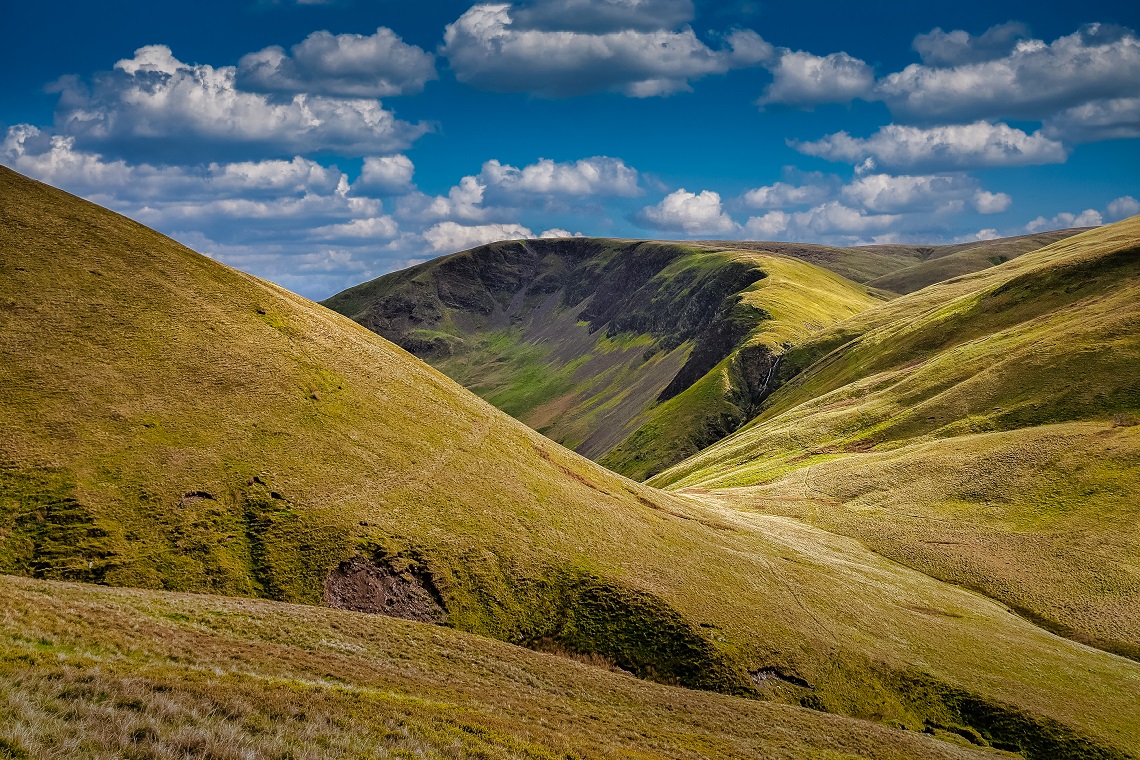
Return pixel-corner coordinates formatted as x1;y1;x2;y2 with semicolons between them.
2;166;1138;758
859;230;1088;294
323;240;880;480
322;231;1081;482
651;218;1140;661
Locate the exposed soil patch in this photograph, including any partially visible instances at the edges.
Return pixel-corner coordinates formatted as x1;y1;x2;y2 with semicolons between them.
324;556;446;624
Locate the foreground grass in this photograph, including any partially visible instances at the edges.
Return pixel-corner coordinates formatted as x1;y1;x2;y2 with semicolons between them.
0;576;993;760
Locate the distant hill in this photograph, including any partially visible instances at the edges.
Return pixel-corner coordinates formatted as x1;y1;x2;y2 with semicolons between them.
323;240;880;480
689;230;1082;288
856;230;1087;294
324;231;1082;481
653;218;1140;661
2;167;1137;757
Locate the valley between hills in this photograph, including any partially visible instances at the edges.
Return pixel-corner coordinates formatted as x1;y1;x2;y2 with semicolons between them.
2;164;1138;759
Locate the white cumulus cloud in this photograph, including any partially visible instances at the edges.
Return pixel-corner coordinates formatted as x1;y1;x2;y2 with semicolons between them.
441;3;768;97
237;27;437;98
511;0;694;33
354;155;416;195
636;188;739;235
1106;195;1140;221
972;189;1012;214
912;22;1031;67
422;221;534;252
840;173;980;213
1026;209;1103;232
759;50;874;106
740;180;832;209
792;121;1068;171
877;24;1140;122
52;45;428;161
1043;97;1140;143
744;202;901;240
480;156;640;196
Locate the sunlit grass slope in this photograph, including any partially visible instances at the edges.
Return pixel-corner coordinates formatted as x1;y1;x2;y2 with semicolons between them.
324;239;878;480
2;167;1138;757
0;575;999;760
861;230;1086;294
652;218;1140;660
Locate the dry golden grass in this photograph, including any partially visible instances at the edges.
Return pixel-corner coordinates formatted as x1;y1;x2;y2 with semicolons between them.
0;575;997;760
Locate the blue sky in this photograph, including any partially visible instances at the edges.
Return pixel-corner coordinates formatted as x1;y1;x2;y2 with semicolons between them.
2;0;1138;299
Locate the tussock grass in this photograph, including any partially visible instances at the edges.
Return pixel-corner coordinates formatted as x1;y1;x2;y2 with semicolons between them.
0;575;996;760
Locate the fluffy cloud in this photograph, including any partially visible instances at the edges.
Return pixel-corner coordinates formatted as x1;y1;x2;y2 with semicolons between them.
480;156;640;196
840;173;981;214
1026;209;1103;232
52;45;428;161
741;180;832;209
3;125;348;204
744;202;901;241
877;24;1140;122
912;22;1030;67
312;216;400;241
441;4;767;97
398;156;640;223
759;50;874;106
353;155;416;195
635;189;739;235
793;121;1068;170
237;27;436;98
1043;97;1140;143
973;189;1012;214
421;221;534;252
399;176;491;222
511;0;694;32
1106;196;1140;221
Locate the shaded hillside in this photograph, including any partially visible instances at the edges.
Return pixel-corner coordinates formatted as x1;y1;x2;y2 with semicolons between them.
0;575;996;760
324;240;879;479
652;218;1140;661
2;167;1138;756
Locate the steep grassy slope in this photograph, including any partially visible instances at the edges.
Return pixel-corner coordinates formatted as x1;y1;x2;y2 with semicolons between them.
2;167;1138;757
324;240;878;479
0;575;997;760
861;230;1085;294
652;219;1140;660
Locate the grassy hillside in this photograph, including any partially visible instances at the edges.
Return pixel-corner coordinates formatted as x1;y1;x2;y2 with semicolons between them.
0;575;1000;760
861;231;1085;294
2;167;1138;757
324;239;879;480
651;219;1140;660
691;231;1081;288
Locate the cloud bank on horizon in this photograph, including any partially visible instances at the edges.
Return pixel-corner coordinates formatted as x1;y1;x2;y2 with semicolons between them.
1;0;1137;298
